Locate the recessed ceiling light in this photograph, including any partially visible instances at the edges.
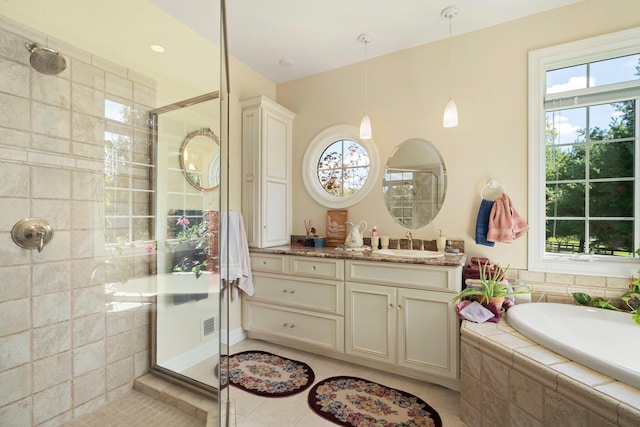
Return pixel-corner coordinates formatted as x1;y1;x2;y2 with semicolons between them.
150;44;166;53
279;58;294;67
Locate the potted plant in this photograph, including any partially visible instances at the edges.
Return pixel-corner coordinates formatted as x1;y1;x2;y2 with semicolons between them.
622;248;640;313
452;262;531;309
170;216;213;279
573;248;640;326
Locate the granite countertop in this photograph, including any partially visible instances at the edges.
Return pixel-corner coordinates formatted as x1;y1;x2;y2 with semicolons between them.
249;245;467;267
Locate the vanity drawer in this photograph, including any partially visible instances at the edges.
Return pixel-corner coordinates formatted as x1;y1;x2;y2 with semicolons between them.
289;256;344;280
250;273;344;314
242;301;344;352
346;260;460;292
250;253;287;274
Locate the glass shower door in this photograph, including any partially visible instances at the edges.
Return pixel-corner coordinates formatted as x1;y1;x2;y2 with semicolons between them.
150;93;222;394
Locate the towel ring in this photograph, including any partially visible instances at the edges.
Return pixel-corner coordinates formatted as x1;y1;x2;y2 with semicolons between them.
480;179;506;200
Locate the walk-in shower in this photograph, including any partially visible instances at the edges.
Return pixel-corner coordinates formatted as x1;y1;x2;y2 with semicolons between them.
25;40;66;75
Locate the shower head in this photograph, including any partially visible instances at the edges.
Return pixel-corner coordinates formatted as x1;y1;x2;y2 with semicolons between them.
25;41;66;75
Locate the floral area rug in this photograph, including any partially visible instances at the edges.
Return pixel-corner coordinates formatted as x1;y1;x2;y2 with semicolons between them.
217;350;315;397
308;376;442;427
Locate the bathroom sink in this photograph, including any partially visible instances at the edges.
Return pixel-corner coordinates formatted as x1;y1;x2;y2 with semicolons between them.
372;249;444;258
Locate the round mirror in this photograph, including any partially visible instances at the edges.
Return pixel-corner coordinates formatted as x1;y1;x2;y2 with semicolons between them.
179;128;220;191
383;138;447;229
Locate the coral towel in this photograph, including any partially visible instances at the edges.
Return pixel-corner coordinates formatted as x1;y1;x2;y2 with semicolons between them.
487;193;529;243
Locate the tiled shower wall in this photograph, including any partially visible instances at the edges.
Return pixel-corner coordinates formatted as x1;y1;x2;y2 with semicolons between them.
0;17;156;426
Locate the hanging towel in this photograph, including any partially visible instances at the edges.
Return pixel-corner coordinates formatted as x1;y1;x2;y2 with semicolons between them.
486;193;529;243
475;199;495;247
220;211;254;300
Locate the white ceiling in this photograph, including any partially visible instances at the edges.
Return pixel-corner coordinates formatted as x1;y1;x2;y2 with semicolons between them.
153;0;583;83
2;0;582;86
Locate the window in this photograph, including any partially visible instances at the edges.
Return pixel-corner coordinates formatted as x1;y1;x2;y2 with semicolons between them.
317;139;370;197
104;98;154;249
529;28;640;277
302;125;379;208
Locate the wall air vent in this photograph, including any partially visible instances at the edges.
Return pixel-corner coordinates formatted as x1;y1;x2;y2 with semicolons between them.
202;316;217;338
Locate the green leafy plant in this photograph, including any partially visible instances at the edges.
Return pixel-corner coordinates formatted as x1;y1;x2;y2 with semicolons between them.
452;262;531;303
572;248;640;326
170;216;213;279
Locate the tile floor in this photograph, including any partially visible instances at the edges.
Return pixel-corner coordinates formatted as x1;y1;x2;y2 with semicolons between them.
66;338;466;426
64;390;205;427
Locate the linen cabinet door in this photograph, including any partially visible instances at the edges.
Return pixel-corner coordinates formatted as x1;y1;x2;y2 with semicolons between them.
397;288;459;380
345;282;396;364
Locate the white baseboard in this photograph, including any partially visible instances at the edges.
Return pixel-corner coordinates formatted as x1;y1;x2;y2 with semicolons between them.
161;338;218;372
158;328;247;372
221;327;247;347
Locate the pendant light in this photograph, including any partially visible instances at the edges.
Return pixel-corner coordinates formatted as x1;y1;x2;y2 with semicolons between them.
358;33;373;139
442;6;459;128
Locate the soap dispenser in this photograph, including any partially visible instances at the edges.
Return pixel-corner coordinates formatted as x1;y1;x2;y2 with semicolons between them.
437;230;447;252
370;226;379;250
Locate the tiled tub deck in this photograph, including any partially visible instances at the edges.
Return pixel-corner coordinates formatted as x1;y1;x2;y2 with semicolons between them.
460;319;640;427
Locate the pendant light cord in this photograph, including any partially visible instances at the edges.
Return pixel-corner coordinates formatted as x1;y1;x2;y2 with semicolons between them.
448;15;453;100
364;40;368;114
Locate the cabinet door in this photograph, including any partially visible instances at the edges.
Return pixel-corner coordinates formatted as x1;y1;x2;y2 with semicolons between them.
260;108;291;247
397;288;459;380
345;282;396;364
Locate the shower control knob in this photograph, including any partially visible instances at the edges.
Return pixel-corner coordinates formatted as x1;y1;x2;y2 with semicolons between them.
11;218;54;253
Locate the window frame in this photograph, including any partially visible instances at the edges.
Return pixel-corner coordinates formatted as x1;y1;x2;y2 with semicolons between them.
302;124;379;208
528;27;640;278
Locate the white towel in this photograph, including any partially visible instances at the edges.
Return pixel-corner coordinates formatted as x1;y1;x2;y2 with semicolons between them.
458;301;496;323
220;211;254;300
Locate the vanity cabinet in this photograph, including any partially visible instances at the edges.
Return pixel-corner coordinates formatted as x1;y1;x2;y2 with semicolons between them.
242;254;344;352
345;260;461;386
241;96;296;248
243;252;463;390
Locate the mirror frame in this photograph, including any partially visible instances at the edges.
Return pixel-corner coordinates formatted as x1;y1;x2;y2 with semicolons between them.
302;124;379;208
179;127;220;191
383;138;447;229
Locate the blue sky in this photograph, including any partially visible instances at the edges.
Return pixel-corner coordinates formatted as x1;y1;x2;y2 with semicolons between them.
546;54;639;144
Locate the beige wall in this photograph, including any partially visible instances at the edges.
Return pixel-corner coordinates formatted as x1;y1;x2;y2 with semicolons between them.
277;0;640;271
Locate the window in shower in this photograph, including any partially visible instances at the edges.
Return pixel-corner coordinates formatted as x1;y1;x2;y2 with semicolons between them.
104;97;154;251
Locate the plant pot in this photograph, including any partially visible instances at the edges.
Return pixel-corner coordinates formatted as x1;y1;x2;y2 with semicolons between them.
627;294;640;311
481;296;505;310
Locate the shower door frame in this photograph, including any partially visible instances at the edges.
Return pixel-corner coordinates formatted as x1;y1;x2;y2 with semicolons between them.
148;91;221;398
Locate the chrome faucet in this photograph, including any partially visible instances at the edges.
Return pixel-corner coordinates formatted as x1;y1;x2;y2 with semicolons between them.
405;231;413;250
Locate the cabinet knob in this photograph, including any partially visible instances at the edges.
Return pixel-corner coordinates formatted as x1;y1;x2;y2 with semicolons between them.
283;322;288;327
282;289;288;293
311;265;316;270
289;324;295;328
289;290;295;294
262;261;267;265
397;304;403;309
389;303;394;308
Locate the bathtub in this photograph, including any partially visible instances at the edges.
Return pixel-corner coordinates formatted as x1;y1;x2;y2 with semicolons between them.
506;302;640;390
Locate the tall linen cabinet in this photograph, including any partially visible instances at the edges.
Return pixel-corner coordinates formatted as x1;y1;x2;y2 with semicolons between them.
241;96;296;248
